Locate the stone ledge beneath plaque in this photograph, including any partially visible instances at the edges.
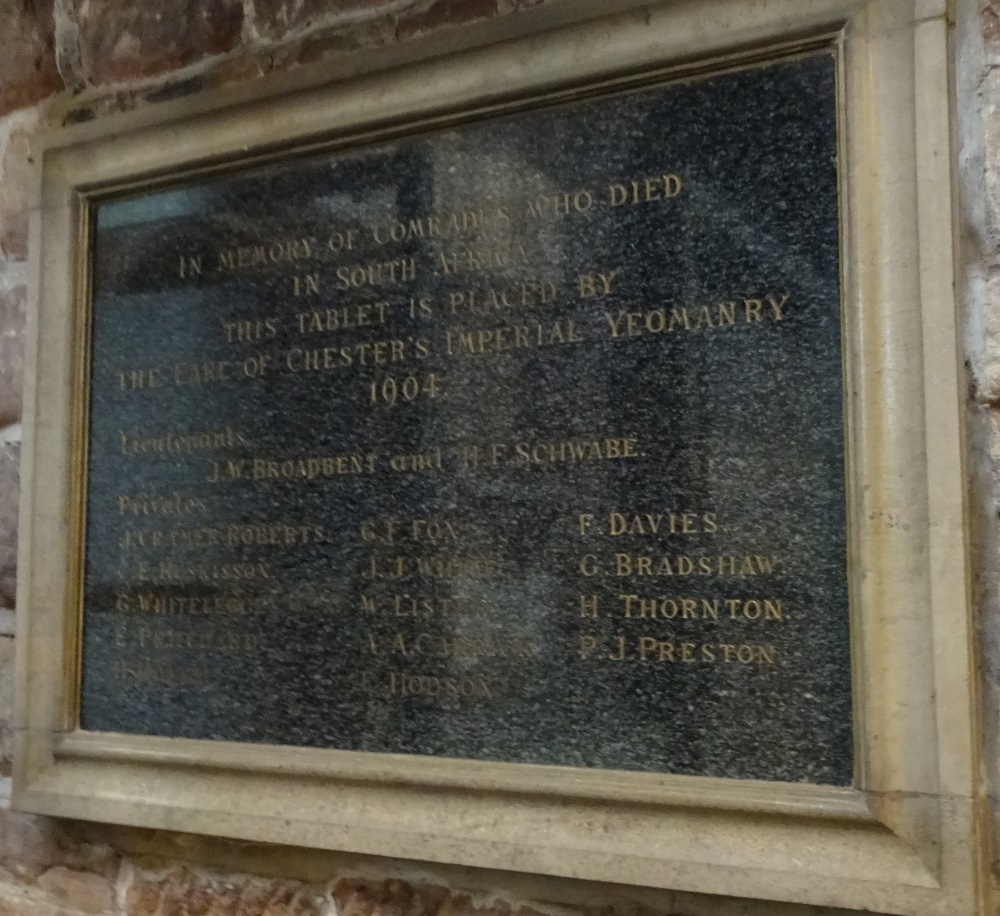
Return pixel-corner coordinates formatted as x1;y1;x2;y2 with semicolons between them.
54;730;876;818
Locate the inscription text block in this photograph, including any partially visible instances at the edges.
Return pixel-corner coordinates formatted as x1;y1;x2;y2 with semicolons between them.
80;52;851;783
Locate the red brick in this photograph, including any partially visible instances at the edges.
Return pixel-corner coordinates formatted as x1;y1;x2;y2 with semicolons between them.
0;286;25;428
395;0;498;40
0;881;87;916
0;0;61;116
0;443;16;609
266;19;393;72
0;127;32;262
73;0;244;85
0;635;12;775
250;0;392;41
330;878;550;916
124;869;323;916
0;811;60;881
986;1;1000;48
211;54;270;90
36;867;114;915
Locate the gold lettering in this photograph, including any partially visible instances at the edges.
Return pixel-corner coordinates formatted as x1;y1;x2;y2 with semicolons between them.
118;368;158;390
292;273;320;296
178;255;202;279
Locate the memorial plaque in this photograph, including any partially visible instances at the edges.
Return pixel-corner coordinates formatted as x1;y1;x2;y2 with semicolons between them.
79;51;851;784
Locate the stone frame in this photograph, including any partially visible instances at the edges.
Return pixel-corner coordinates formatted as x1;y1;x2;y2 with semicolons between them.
11;0;983;913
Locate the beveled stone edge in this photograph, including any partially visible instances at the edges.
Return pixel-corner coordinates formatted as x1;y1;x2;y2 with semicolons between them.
54;730;875;820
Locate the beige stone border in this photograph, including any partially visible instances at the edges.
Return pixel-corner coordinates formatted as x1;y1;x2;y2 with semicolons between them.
12;0;985;912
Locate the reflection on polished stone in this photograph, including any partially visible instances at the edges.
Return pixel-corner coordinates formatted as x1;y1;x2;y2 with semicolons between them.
80;51;851;784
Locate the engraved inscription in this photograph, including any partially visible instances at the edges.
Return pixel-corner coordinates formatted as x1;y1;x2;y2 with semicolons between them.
80;52;850;783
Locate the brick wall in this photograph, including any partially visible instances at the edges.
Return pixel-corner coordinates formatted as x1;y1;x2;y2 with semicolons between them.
0;1;997;915
961;0;1000;893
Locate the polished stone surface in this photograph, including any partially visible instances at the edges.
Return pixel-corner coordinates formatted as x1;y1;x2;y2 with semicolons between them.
80;52;851;784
